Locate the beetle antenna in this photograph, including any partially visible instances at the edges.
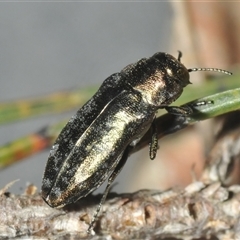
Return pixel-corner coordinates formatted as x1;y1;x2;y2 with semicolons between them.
188;67;232;75
177;51;182;62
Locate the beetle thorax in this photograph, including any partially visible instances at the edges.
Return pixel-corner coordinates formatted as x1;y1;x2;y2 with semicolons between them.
133;68;185;107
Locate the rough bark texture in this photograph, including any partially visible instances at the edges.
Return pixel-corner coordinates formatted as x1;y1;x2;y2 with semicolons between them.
1;180;240;239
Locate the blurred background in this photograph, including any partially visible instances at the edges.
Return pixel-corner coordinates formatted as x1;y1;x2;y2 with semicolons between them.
0;2;239;195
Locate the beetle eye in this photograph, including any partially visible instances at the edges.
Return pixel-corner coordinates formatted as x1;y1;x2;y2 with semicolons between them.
177;68;183;76
177;68;188;79
176;68;190;87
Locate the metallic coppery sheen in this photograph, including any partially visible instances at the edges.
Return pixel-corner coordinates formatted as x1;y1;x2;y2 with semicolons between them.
41;52;233;232
42;52;191;208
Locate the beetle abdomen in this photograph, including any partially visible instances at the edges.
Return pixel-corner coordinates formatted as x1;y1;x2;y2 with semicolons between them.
42;89;155;207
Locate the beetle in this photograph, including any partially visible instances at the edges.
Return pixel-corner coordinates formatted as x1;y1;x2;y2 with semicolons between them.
41;52;232;233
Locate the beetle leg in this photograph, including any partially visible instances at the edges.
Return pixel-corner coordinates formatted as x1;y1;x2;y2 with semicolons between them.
165;105;193;116
165;100;214;116
149;118;158;160
88;146;131;234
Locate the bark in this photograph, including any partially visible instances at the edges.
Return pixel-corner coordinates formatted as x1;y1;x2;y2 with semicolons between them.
1;179;240;239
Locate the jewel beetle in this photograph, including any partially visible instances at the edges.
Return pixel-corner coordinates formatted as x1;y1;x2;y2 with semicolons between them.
41;52;232;233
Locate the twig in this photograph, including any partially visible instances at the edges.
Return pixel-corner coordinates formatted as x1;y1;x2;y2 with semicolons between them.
1;181;240;239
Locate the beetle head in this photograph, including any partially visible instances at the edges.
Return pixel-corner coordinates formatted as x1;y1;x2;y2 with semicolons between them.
135;52;232;107
132;52;191;107
153;52;191;105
